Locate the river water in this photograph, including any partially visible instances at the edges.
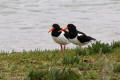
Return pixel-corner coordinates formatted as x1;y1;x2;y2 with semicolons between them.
0;0;120;52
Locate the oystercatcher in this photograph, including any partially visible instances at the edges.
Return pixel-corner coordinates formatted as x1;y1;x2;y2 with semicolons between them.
48;24;69;53
59;24;96;47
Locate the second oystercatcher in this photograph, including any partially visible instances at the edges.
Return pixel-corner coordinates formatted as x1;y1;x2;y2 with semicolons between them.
48;24;69;53
59;24;96;47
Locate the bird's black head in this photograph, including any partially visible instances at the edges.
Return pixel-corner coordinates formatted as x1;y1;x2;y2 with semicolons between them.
66;24;77;38
48;24;61;33
48;24;62;37
67;24;77;31
52;24;60;29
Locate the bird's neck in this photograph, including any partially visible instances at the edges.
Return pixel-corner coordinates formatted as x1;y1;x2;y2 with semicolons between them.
69;30;77;39
51;28;61;37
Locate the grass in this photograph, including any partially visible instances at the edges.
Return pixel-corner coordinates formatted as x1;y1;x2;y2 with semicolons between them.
0;41;119;80
88;41;113;54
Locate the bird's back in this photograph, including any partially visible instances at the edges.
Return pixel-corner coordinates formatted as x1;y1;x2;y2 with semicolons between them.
77;31;96;43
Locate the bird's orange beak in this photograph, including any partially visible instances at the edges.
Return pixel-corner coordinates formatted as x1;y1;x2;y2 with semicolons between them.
58;27;68;32
48;27;55;33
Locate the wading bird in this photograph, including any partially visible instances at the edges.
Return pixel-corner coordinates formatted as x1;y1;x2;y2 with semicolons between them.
59;24;96;47
48;24;69;53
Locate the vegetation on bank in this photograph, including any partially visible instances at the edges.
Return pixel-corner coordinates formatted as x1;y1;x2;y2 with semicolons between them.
0;41;120;80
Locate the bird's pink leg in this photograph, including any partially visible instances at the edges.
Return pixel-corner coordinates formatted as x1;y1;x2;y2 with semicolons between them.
60;44;63;53
63;45;66;53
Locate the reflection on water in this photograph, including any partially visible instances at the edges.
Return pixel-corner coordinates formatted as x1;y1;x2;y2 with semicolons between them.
0;0;120;52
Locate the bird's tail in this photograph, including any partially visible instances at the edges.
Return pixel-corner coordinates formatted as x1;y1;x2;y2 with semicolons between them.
88;36;96;41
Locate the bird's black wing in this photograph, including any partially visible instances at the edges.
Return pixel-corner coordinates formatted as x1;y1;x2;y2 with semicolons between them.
77;31;96;43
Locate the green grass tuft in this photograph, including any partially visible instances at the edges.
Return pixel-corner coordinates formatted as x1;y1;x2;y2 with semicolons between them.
26;70;47;80
26;68;80;80
83;71;99;79
62;53;79;65
113;63;120;73
111;41;120;49
75;48;88;55
88;41;112;54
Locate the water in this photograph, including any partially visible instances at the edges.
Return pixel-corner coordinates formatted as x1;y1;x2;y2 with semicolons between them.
0;0;120;52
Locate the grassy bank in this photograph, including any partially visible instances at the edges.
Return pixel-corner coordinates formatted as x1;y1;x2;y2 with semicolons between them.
0;41;120;80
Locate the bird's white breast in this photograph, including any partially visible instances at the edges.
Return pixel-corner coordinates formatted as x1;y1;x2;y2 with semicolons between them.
69;37;81;45
52;31;69;45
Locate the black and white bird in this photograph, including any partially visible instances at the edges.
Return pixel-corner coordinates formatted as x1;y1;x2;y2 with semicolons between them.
48;24;69;53
59;24;96;47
